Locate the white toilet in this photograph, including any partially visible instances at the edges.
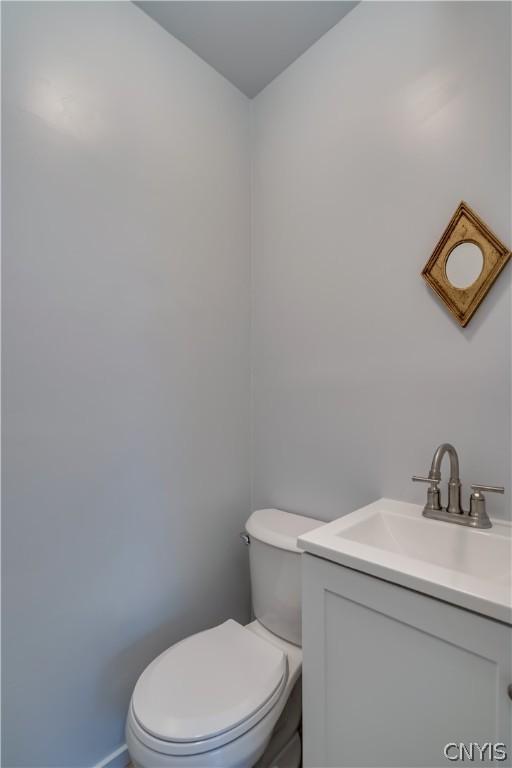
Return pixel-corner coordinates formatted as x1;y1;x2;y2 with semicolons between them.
125;508;322;768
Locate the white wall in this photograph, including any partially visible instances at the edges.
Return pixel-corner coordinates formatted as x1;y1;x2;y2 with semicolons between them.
252;1;511;521
3;2;511;766
2;2;251;766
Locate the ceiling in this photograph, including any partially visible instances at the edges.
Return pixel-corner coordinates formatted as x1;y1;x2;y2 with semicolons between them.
135;1;358;98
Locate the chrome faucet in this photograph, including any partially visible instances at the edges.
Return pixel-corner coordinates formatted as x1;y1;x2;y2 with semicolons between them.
412;443;504;529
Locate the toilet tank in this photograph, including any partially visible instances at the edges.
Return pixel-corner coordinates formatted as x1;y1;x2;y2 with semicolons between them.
245;508;323;646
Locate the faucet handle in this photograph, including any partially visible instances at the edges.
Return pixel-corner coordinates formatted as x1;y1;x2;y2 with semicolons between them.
412;475;440;486
468;484;504;529
471;484;504;494
412;475;442;512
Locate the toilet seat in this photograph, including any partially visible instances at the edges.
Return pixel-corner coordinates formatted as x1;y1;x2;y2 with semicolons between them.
131;619;288;756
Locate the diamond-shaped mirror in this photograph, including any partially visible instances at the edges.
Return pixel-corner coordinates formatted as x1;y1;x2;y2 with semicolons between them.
422;201;510;327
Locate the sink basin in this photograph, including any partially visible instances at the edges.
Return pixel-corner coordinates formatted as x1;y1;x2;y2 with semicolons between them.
298;499;512;624
338;509;510;583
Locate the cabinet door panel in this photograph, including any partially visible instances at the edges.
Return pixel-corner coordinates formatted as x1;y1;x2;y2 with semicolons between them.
302;554;512;768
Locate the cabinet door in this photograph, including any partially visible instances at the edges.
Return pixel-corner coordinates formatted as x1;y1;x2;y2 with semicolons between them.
302;553;512;768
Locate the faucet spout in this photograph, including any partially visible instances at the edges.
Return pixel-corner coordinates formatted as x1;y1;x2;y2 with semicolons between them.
429;443;462;514
429;443;460;482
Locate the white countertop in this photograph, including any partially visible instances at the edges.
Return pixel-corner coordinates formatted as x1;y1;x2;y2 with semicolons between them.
298;498;512;625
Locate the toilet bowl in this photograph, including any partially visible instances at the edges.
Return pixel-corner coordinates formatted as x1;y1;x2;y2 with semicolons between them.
126;508;322;768
126;620;302;768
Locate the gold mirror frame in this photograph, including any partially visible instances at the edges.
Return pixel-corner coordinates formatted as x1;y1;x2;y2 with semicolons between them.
422;201;511;327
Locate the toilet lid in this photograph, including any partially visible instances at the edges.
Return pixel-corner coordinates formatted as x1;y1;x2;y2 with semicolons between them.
132;620;287;743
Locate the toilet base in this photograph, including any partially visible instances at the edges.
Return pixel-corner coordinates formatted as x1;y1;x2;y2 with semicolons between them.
270;732;301;768
255;678;301;768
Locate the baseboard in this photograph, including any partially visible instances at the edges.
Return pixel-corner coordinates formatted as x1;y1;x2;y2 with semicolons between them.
93;744;130;768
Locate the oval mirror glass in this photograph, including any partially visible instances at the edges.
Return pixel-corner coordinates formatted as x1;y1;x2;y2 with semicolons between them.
445;242;484;289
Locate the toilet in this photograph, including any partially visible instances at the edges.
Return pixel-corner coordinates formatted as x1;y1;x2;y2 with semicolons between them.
125;508;322;768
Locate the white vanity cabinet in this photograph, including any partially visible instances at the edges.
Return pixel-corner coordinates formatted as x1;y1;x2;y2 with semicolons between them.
302;553;512;768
